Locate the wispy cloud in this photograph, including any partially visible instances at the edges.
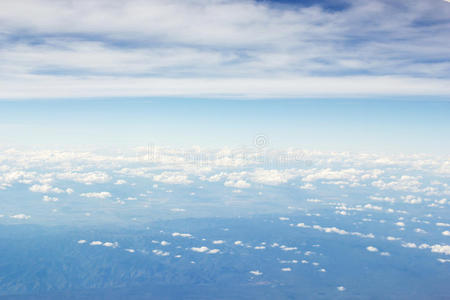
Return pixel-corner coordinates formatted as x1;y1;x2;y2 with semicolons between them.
0;0;449;99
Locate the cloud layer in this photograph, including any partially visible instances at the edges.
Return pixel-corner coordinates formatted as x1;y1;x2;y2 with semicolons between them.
0;0;449;99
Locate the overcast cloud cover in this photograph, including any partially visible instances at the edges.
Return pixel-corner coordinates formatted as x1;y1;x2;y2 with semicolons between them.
1;0;450;99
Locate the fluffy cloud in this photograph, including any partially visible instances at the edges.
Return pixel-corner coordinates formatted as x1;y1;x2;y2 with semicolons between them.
366;246;379;252
191;246;209;253
10;214;30;220
29;184;64;194
224;180;251;189
299;224;374;239
57;171;111;185
42;195;58;202
153;172;192;184
172;232;192;238
249;270;262;276
152;249;170;256
81;192;111;199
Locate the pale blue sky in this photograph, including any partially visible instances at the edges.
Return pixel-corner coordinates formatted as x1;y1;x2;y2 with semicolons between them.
1;98;449;154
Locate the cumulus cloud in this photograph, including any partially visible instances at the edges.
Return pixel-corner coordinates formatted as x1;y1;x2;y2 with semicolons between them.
103;242;118;248
170;208;186;212
249;270;262;276
224;180;251;189
191;246;209;253
29;184;64;194
57;171;111;185
153;172;192;184
402;242;417;248
42;195;58;202
427;244;449;255
153;249;170;256
366;246;379;252
172;232;192;238
81;192;112;199
10;214;30;220
299;224;374;239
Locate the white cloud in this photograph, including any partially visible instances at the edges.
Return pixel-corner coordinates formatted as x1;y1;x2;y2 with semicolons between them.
42;195;58;202
153;172;192;184
172;232;192;238
57;171;111;185
281;267;291;272
224;180;250;189
249;270;262;276
81;192;111;199
170;208;186;212
364;204;383;211
90;241;102;246
250;169;298;186
77;240;86;244
366;246;378;252
191;246;209;253
10;214;30;220
430;244;450;255
299;183;315;190
29;184;64;194
152;249;170;256
442;231;450;236
402;242;417;248
103;242;118;248
212;240;225;244
369;196;395;203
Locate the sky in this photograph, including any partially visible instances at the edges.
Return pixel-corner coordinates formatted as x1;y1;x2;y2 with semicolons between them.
0;98;450;154
0;3;449;297
0;0;449;99
0;0;449;153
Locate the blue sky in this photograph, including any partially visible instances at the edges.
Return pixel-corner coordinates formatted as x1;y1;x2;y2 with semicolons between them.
0;0;449;153
1;98;449;154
